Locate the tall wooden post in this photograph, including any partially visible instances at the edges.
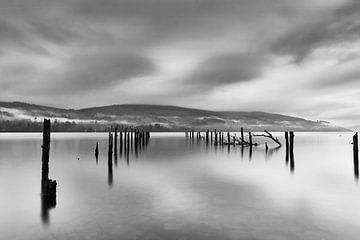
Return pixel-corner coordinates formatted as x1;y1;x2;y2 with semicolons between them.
285;132;289;164
119;131;123;155
353;133;359;179
214;129;217;145
41;119;51;186
114;128;118;157
241;128;244;142
108;133;113;187
248;132;252;146
95;142;99;163
41;119;57;197
289;131;295;172
108;132;113;163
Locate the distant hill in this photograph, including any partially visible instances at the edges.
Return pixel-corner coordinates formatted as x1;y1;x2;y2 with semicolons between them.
0;101;349;132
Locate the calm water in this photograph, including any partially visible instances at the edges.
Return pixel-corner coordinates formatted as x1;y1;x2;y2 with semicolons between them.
0;132;359;240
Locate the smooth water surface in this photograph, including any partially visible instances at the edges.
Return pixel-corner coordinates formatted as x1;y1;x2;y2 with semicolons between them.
0;132;359;240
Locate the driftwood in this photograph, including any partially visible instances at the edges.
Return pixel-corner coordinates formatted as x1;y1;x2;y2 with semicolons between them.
252;130;282;147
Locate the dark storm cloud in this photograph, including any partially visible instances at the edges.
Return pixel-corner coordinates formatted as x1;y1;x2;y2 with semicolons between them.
271;0;360;62
185;52;269;90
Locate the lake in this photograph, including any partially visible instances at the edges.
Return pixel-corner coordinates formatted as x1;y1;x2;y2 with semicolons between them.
0;132;359;240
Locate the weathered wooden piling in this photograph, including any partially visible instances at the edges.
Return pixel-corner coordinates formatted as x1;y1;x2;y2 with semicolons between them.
241;128;244;142
95;142;99;164
108;133;113;187
119;131;123;155
289;131;295;172
41;119;57;197
108;132;113;162
248;132;253;147
41;119;51;186
353;133;359;179
114;128;118;157
214;129;217;145
227;132;230;144
285;132;289;164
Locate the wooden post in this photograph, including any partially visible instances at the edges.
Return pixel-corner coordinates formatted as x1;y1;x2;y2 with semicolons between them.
227;132;230;144
41;119;51;186
41;119;57;197
353;133;359;179
285;132;289;164
108;132;113;163
241;128;244;142
95;142;99;163
120;131;123;155
114;128;118;157
248;132;252;146
214;129;217;145
289;131;295;172
108;133;113;187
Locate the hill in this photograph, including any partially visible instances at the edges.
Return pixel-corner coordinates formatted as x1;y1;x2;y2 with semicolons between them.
0;101;349;132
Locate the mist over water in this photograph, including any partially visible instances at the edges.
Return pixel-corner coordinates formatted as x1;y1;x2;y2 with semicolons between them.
0;132;359;240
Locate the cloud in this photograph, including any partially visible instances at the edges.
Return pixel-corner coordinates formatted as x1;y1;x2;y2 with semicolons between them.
270;0;360;62
184;52;269;90
313;62;360;89
39;48;156;94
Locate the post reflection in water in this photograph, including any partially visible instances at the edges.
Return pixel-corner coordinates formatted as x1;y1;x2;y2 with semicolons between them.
40;194;56;226
265;146;281;160
108;155;113;187
354;159;359;180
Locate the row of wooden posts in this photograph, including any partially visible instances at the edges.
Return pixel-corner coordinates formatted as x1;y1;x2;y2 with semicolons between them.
186;128;295;170
100;128;151;161
103;128;151;187
185;128;292;148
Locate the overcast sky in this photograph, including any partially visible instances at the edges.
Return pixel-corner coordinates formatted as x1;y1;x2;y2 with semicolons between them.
0;0;359;126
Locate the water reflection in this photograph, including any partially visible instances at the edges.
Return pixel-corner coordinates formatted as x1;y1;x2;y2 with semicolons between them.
40;195;56;225
265;146;281;160
108;155;113;187
354;158;359;180
2;132;360;240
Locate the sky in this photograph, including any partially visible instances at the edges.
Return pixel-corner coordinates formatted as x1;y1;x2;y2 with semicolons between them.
0;0;359;126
